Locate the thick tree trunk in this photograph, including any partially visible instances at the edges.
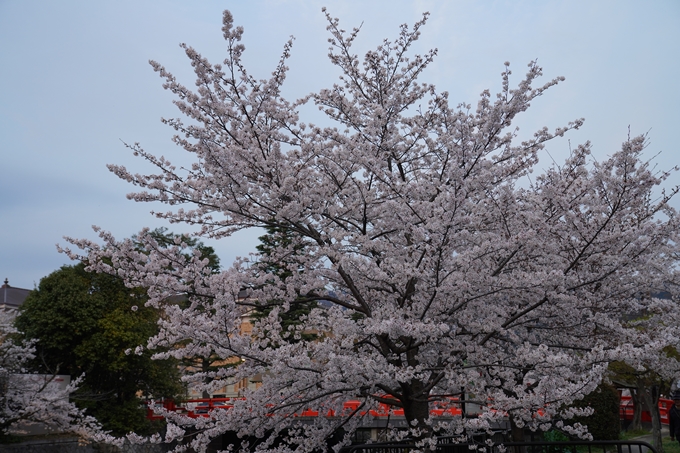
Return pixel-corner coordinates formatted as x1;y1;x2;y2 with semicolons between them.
509;414;525;442
401;381;431;440
642;384;663;453
201;357;211;399
509;414;527;453
0;371;7;406
631;382;643;431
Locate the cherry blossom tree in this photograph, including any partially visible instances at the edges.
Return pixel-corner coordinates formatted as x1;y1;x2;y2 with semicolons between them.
0;311;104;441
65;9;680;452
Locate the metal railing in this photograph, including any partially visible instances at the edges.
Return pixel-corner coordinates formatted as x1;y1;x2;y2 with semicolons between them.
340;440;657;453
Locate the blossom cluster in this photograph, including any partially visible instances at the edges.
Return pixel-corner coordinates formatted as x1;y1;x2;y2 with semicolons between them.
0;311;107;441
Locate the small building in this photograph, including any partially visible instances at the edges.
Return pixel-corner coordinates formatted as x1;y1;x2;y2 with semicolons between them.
0;278;31;312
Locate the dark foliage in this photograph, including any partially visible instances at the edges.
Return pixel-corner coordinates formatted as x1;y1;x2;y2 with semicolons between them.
570;383;621;440
14;263;184;435
251;225;318;342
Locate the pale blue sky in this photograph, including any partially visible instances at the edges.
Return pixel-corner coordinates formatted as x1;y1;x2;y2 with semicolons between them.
1;0;679;289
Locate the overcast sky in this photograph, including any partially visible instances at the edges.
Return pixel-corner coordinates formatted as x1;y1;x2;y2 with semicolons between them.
1;0;679;289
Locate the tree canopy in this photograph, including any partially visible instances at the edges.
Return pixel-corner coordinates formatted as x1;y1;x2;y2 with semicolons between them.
15;263;184;435
64;9;680;451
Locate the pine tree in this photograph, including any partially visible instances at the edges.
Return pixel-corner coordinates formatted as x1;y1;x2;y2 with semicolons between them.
251;225;318;343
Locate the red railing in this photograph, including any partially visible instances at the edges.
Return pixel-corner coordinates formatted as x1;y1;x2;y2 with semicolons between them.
147;397;463;420
619;395;672;425
148;395;674;423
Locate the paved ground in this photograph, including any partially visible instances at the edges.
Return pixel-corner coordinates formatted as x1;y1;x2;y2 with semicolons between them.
630;428;670;453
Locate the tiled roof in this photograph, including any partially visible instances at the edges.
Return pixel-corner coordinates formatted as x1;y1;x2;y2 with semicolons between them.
0;279;31;310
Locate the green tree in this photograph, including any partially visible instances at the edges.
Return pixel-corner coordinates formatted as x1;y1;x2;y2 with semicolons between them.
138;227;221;274
252;225;318;343
569;383;621;441
14;263;183;435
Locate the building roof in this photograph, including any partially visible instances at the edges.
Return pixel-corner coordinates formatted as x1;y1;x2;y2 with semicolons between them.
1;278;31;310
